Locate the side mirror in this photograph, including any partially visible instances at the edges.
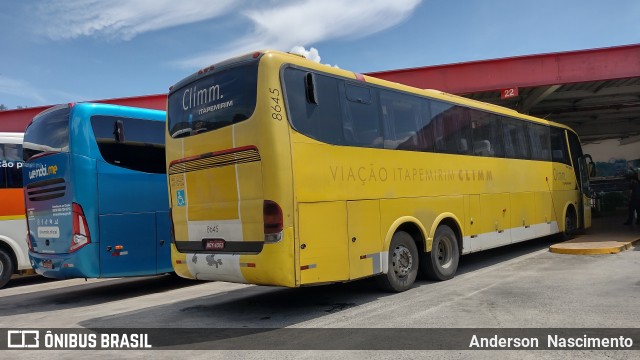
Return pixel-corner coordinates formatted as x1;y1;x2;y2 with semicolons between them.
584;154;595;177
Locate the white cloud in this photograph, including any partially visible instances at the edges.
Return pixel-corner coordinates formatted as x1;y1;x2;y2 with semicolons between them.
35;0;237;40
289;46;339;68
246;0;421;45
175;0;422;68
290;46;322;63
28;0;421;70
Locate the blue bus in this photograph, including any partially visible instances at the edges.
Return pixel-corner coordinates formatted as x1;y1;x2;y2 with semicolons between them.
22;103;172;279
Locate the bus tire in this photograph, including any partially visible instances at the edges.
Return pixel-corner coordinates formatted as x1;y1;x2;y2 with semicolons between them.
0;248;15;289
560;207;576;241
375;231;418;292
421;225;459;281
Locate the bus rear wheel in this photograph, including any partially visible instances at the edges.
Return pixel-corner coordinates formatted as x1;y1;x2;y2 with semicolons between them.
0;248;15;289
421;225;459;281
376;231;418;292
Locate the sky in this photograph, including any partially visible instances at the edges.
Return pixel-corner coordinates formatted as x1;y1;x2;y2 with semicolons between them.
0;0;638;109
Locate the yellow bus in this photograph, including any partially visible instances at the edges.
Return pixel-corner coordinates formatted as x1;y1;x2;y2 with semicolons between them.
166;50;592;292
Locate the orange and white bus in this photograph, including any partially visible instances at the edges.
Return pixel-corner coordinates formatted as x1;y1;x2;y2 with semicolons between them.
0;132;31;288
166;50;592;292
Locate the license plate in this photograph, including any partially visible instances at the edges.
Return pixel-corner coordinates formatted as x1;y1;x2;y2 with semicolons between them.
204;239;225;250
42;260;53;269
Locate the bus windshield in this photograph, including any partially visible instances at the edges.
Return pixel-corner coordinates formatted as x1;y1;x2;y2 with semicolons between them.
23;107;70;161
167;61;259;138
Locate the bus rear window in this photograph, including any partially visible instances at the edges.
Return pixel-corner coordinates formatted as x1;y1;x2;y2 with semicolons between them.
167;61;258;138
23;107;70;161
91;115;166;174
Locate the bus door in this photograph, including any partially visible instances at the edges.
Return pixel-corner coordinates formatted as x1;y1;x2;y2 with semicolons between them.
578;155;593;228
567;131;592;230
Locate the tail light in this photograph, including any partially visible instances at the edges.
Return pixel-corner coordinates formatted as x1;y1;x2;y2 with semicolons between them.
169;208;176;244
26;235;33;252
70;203;91;252
263;200;283;243
25;215;34;251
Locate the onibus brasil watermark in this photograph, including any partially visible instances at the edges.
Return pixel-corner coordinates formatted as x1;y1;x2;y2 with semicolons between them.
7;330;151;349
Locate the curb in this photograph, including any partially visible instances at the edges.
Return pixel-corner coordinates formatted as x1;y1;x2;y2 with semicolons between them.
549;238;640;255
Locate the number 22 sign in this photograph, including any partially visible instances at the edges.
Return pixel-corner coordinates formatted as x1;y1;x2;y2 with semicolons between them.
501;87;519;99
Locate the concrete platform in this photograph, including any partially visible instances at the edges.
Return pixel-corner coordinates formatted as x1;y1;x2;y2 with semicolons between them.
550;210;640;254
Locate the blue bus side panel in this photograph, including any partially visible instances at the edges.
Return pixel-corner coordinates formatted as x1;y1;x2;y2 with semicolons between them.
96;161;168;214
156;211;173;273
96;160;170;276
99;213;156;277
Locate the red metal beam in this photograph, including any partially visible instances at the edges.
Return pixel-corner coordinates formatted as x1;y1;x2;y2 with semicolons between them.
0;106;50;132
0;94;167;133
366;44;640;94
93;94;167;111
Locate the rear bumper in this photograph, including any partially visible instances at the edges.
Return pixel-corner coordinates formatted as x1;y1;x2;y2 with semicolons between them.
29;243;100;279
170;228;296;287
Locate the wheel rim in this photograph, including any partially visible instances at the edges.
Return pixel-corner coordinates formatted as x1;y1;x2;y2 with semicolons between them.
0;261;3;276
392;245;413;278
437;236;453;269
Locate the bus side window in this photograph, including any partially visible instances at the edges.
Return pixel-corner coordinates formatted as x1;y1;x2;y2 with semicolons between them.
528;123;551;161
502;117;530;160
470;111;503;157
0;144;23;188
342;83;382;148
550;127;571;165
379;90;425;151
283;68;343;145
5;165;23;188
91;116;166;174
0;144;5;188
430;101;471;155
502;120;516;158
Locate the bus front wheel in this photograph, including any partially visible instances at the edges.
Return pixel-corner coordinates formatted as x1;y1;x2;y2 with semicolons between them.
0;248;15;289
376;231;418;292
560;207;577;241
421;225;459;281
